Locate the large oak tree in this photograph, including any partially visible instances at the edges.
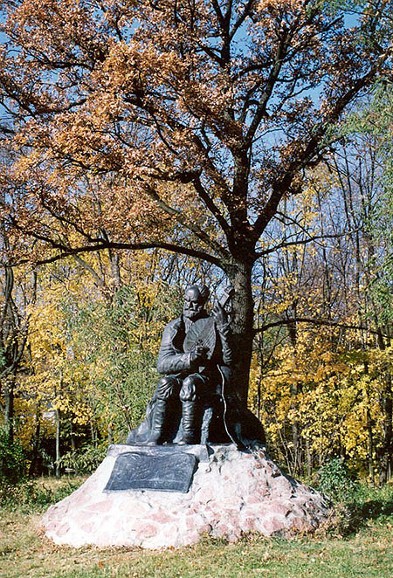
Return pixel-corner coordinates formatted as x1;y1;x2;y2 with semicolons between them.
0;0;392;403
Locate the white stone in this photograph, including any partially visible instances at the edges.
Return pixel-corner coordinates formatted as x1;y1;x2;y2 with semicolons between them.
41;444;330;549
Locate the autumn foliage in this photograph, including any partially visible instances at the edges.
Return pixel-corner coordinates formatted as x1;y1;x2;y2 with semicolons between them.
0;2;393;481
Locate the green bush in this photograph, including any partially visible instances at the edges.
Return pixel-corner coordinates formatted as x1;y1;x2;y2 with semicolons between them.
0;477;84;513
0;427;26;484
59;443;106;474
317;456;359;504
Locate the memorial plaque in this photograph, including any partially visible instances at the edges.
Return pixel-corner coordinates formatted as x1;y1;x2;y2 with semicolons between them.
104;450;198;493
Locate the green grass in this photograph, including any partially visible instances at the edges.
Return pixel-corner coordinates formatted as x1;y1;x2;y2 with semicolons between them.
1;478;393;578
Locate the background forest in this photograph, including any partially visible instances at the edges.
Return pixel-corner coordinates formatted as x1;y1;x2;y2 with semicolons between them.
0;1;392;491
2;114;393;485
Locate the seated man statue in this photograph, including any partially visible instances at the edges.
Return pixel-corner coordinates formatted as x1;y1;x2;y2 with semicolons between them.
127;284;233;446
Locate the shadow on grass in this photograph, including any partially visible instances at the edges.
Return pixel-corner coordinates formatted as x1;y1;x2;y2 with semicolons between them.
342;494;393;535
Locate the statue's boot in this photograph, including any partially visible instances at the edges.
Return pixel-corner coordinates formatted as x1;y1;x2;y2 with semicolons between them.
147;399;167;445
178;400;200;445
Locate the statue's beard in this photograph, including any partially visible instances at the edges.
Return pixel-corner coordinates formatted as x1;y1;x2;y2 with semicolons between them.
183;306;203;320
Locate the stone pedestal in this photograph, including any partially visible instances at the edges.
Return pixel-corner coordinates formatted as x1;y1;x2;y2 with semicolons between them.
41;444;330;549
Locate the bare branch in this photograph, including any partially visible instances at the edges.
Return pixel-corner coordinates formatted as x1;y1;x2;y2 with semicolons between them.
254;317;389;338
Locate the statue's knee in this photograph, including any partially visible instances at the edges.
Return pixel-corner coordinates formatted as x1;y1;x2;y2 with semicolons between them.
156;376;179;400
180;376;198;402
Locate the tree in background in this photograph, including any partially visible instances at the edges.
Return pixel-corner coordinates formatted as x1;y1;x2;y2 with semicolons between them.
0;248;35;429
249;130;393;482
0;229;36;479
6;249;195;475
0;0;391;404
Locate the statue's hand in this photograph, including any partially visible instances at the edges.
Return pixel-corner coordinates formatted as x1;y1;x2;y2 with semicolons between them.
189;344;208;364
212;302;229;331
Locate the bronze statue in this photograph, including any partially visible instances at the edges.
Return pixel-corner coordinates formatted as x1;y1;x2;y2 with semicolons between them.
127;284;266;448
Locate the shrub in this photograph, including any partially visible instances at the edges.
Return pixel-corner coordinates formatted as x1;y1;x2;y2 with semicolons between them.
59;443;106;474
317;456;359;504
0;477;84;513
0;427;26;484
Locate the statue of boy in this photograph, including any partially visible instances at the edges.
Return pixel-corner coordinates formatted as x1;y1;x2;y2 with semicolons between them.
127;284;232;445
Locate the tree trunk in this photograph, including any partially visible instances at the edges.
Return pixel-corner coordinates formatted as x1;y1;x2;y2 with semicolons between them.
378;370;393;484
366;405;374;484
226;260;255;406
55;408;61;478
29;416;41;476
4;377;15;444
291;384;302;475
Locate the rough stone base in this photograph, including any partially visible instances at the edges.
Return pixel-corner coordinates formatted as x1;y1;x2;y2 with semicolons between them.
41;444;330;549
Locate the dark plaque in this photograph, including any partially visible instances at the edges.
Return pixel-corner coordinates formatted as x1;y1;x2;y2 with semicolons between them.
104;451;198;493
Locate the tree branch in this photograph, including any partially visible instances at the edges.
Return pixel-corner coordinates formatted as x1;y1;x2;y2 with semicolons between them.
143;183;229;259
254;317;390;338
13;235;224;269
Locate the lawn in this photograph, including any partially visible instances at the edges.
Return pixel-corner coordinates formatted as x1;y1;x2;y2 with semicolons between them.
1;477;393;578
